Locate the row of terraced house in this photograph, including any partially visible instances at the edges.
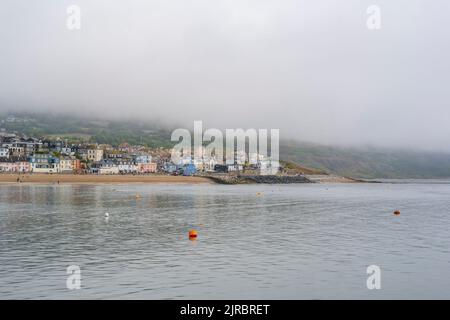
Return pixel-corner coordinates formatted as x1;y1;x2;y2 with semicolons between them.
0;132;280;175
0;133;158;174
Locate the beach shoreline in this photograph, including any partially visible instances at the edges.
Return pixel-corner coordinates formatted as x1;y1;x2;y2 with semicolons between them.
0;173;368;185
0;173;213;184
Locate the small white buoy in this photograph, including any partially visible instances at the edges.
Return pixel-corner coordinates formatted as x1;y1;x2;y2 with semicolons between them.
105;212;109;218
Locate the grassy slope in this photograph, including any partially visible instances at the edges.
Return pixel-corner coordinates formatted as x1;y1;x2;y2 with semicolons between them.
281;140;450;179
1;112;175;148
279;160;327;175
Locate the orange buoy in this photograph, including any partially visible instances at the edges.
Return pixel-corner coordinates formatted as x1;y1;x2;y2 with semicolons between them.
394;210;400;216
189;230;198;239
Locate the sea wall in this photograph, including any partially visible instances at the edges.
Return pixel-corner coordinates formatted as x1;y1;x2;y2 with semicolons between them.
206;175;313;184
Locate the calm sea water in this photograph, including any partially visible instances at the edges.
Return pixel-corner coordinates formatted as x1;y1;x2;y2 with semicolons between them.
0;182;449;299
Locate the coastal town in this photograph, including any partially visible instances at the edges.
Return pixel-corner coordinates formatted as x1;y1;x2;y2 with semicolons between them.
0;130;280;177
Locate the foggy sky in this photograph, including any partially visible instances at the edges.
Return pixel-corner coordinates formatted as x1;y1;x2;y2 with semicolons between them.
1;0;450;151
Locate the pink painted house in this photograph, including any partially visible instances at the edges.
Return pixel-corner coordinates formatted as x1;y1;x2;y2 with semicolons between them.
138;163;157;173
0;158;31;173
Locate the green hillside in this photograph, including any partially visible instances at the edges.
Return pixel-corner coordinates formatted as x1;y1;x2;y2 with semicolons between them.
281;140;450;179
2;112;450;179
0;112;174;148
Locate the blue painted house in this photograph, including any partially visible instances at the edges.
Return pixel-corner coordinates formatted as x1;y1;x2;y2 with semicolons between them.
182;163;197;176
28;153;60;173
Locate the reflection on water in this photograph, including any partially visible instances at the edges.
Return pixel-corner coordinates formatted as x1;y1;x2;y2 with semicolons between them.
0;183;450;299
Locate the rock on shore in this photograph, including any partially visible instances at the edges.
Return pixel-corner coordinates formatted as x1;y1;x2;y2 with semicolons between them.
206;175;313;184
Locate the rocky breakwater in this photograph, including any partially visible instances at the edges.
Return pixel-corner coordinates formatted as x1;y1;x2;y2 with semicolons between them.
206;174;313;184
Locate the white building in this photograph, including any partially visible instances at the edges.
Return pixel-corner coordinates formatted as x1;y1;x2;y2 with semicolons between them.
31;165;59;174
193;156;217;172
0;147;9;158
99;166;119;175
59;157;74;173
60;147;73;155
118;161;138;174
94;160;119;175
87;149;103;162
260;159;280;175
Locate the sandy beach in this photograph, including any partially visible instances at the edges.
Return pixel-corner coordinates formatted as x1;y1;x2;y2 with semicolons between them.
0;173;363;185
0;174;213;184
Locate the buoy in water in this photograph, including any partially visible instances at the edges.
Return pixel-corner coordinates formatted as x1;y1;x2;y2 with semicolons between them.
135;194;141;199
105;212;109;217
256;192;262;196
393;210;400;216
189;230;198;239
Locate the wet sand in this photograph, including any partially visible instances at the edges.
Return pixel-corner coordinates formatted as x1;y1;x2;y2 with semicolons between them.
0;174;212;184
